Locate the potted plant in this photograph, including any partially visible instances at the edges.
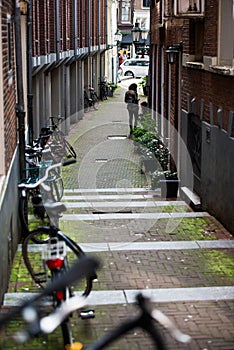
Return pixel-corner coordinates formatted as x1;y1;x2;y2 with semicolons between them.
107;82;118;97
138;76;148;96
151;169;179;198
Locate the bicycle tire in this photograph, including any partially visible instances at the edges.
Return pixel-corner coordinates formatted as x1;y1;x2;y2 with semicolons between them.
51;268;74;348
84;96;90;113
19;188;49;234
22;227;94;295
92;93;99;110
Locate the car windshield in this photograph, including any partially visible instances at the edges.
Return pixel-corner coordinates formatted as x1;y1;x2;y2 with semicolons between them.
124;60;149;66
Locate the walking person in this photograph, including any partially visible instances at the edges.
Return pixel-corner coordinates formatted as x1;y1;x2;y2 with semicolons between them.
124;83;139;136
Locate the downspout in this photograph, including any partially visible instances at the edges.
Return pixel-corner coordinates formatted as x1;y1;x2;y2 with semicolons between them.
73;0;77;54
55;0;60;61
105;0;108;47
88;0;91;55
98;0;101;51
98;0;101;78
27;0;33;145
14;0;25;179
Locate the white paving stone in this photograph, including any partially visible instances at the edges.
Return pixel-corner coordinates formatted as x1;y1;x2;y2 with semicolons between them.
4;286;234;307
64;200;187;209
125;286;234;303
61;211;209;221
17;240;234;253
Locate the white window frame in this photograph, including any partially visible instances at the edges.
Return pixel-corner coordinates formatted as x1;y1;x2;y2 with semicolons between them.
7;14;13;85
121;1;131;23
174;0;204;17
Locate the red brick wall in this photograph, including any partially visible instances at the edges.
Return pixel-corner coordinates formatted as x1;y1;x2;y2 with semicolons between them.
1;0;17;173
150;0;233;134
32;0;107;56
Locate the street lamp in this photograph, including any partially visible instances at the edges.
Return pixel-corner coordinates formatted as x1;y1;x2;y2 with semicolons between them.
114;29;122;83
114;29;122;46
131;22;141;44
141;29;148;43
131;22;141;57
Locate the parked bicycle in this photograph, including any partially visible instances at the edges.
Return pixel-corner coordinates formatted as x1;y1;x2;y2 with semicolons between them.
0;256;99;349
18;145;68;234
84;86;99;112
98;77;108;101
47;115;77;160
18;160;98;348
0;278;191;349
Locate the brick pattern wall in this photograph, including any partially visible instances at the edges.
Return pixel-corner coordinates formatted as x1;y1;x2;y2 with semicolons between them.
32;0;107;57
150;0;234;135
1;0;17;174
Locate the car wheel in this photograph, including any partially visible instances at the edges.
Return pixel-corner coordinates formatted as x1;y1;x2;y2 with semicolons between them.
125;71;134;78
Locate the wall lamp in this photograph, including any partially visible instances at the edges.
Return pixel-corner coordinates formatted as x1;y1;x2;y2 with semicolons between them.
166;42;183;64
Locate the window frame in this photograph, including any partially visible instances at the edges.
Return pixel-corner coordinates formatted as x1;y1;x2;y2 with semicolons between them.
7;14;13;84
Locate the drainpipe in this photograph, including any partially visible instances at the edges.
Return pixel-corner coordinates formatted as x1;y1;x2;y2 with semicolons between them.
14;0;25;179
73;0;77;54
55;0;60;61
88;0;91;55
167;62;171;152
105;0;108;47
27;0;33;145
98;0;102;79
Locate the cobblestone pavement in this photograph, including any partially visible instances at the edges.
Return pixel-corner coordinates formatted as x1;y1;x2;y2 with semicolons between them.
1;81;234;350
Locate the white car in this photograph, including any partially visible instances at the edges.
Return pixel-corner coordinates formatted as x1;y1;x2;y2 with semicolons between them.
119;58;149;78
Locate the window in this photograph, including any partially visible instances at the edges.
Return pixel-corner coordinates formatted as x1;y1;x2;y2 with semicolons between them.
7;15;13;84
218;0;234;67
142;0;150;8
192;19;204;62
121;1;131;22
174;0;204;16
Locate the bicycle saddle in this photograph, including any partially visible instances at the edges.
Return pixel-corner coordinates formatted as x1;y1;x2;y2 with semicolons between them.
44;201;67;217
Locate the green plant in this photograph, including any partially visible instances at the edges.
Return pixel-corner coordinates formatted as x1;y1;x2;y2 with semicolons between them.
138;76;146;88
107;82;118;90
151;169;178;189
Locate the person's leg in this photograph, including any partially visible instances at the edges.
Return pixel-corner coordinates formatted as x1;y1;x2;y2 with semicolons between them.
129;110;133;134
133;107;139;129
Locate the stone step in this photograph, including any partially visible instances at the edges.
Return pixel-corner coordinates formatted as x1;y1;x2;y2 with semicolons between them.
61;211;210;221
17;240;234;253
180;186;202;211
62;193;161;201
64;200;187;209
64;188;152;194
4;286;234;307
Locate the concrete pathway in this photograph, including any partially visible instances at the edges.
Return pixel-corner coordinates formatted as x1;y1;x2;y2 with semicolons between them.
1;82;234;350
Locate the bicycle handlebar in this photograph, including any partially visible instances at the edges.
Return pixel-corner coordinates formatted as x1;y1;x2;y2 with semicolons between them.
0;256;99;330
87;293;191;350
18;159;76;190
14;294;88;343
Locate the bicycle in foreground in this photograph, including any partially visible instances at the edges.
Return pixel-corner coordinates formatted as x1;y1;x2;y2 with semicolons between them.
0;260;191;349
18;160;98;348
0;256;99;350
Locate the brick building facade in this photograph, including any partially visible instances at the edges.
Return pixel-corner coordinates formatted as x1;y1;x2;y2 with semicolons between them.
0;0;22;303
30;0;110;138
150;0;234;234
0;0;117;303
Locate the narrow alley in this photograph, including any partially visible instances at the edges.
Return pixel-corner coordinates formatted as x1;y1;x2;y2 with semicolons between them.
1;83;234;350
